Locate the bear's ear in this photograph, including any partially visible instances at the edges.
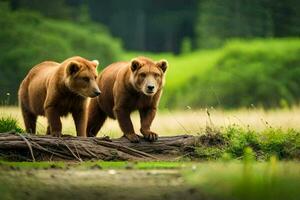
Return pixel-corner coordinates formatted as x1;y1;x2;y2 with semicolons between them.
157;59;168;73
130;59;141;72
91;60;99;68
67;61;80;75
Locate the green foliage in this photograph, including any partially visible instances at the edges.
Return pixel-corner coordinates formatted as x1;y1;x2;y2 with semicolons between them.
159;38;300;109
0;2;122;103
0;116;24;133
202;39;300;108
259;128;300;159
223;126;260;158
194;125;300;160
195;146;225;160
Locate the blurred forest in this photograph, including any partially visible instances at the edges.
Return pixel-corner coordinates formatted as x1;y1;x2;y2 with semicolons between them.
0;0;300;108
9;0;300;52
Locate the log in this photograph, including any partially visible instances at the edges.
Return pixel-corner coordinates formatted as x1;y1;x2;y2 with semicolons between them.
0;131;210;161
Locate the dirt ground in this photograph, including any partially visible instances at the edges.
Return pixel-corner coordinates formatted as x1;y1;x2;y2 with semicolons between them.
0;168;207;200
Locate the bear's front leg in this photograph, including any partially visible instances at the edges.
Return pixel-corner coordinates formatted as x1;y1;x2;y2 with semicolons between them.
45;107;62;137
114;107;140;143
72;107;87;137
139;107;158;142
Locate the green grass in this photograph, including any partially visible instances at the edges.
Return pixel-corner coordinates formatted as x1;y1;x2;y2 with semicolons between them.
0;160;184;170
194;125;300;160
0;115;24;133
0;160;67;169
72;161;183;170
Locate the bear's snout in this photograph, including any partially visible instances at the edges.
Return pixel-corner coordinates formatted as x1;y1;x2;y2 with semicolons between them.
88;81;101;97
94;90;101;96
89;88;101;97
147;85;155;93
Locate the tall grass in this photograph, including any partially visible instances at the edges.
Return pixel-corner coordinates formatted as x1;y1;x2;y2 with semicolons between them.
2;106;300;136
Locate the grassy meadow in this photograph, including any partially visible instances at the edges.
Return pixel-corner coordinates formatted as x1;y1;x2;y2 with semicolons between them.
2;106;300;137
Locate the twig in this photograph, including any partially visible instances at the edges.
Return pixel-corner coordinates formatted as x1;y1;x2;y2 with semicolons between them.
80;144;99;159
61;140;82;162
30;140;71;160
16;133;36;162
72;141;82;161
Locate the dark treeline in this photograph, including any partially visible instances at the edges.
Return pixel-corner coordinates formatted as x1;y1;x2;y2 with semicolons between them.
10;0;300;53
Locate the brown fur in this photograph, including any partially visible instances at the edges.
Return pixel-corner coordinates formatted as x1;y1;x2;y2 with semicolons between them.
18;56;100;137
87;56;168;142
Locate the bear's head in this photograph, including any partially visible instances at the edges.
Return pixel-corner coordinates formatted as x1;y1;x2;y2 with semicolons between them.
130;57;168;96
64;56;101;98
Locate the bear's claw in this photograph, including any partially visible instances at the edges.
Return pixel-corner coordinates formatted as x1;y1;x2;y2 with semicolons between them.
125;133;140;143
143;131;158;142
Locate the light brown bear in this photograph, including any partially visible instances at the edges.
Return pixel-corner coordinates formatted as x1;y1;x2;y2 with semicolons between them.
86;56;168;142
18;56;100;137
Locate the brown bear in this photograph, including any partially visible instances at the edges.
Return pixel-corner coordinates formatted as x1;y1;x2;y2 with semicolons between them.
18;56;101;137
86;56;168;142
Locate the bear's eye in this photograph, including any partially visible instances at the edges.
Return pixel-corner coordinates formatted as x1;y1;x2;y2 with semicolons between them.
139;73;146;78
82;77;90;82
154;73;160;78
94;76;97;80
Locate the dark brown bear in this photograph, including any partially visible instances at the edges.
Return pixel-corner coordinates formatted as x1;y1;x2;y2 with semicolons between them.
86;56;168;142
18;56;100;137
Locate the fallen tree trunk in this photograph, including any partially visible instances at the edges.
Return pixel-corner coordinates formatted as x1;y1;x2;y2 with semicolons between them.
0;131;205;161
